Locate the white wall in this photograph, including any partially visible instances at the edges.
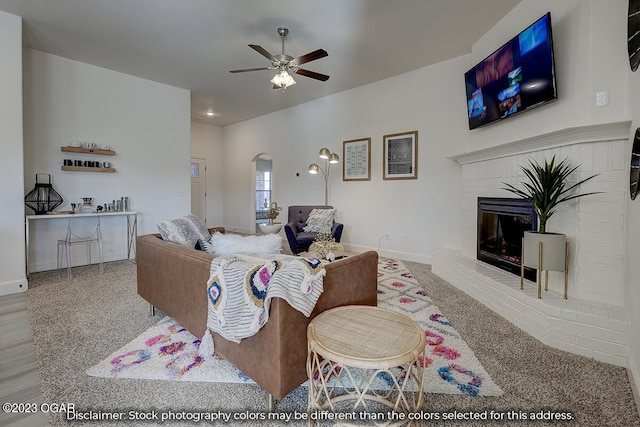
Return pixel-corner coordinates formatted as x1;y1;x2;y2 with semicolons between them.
0;11;26;295
465;0;629;153
627;29;640;415
23;50;191;272
222;56;467;263
190;121;224;226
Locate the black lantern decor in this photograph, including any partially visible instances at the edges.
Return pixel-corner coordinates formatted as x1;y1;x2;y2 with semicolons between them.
25;174;63;214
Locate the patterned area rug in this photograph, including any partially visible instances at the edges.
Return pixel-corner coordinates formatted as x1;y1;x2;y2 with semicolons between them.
87;258;502;396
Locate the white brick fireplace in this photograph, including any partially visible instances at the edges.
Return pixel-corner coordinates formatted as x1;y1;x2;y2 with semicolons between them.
432;120;631;366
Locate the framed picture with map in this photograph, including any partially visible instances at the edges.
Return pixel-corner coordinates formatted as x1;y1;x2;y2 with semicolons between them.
383;130;418;180
343;137;371;181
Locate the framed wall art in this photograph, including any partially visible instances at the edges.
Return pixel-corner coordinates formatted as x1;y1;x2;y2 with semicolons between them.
343;137;371;181
383;130;418;180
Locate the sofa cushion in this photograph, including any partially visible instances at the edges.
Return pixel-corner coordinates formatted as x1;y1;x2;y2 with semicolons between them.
202;232;282;256
157;215;210;248
303;209;336;234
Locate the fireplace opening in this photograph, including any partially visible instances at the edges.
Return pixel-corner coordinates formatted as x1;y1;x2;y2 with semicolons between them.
477;197;537;281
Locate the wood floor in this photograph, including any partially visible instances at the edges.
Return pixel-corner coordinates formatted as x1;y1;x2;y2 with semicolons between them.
0;292;47;427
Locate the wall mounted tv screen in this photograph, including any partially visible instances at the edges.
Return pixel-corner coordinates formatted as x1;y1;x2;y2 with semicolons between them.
465;12;557;130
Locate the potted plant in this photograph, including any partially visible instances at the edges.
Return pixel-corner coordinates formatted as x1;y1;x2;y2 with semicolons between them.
502;155;599;297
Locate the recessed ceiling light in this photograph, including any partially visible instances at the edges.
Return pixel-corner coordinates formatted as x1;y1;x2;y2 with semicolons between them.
206;111;214;116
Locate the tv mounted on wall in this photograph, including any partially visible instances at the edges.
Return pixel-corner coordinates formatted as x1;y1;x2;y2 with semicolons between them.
465;12;557;130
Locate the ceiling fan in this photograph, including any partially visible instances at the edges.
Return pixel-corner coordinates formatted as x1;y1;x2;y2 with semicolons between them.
229;27;329;91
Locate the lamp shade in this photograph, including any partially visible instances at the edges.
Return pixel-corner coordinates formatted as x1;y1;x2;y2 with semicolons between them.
308;163;319;174
329;153;339;164
318;148;331;159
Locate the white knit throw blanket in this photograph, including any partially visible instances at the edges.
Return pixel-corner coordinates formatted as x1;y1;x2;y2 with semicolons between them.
199;252;325;356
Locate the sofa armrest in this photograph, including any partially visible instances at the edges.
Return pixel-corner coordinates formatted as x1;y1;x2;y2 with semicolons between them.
284;222;298;253
284;222;298;237
331;222;344;242
313;250;378;314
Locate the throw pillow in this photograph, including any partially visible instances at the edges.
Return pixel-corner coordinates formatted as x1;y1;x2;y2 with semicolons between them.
184;214;211;242
157;217;203;247
206;232;282;256
303;209;336;234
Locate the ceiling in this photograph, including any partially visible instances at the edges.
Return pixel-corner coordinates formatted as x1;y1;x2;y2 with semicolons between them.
0;0;521;126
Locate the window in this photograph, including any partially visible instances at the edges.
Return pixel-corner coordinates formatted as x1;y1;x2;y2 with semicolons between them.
256;170;271;220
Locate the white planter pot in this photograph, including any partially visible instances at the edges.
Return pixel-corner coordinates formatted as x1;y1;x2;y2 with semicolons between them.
523;231;566;271
258;222;282;234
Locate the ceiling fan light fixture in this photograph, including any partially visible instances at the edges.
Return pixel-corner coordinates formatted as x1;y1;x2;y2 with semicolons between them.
270;69;296;88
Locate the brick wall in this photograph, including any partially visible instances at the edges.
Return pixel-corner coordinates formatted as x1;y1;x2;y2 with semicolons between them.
433;121;631;364
452;122;629;307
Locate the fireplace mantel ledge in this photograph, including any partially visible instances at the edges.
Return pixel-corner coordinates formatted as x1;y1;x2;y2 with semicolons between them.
448;120;631;165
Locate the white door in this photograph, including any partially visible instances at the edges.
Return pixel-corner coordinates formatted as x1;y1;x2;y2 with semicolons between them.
191;158;206;224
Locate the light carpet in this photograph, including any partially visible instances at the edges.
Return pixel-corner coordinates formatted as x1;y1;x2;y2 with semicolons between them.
87;257;502;396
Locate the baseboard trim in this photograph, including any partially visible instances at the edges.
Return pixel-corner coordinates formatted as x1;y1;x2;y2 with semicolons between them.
27;252;131;273
0;278;28;295
342;243;431;264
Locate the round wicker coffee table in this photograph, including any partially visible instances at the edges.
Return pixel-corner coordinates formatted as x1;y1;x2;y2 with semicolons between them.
307;305;426;425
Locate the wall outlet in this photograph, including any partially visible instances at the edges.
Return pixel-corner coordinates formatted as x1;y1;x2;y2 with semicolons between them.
596;91;609;107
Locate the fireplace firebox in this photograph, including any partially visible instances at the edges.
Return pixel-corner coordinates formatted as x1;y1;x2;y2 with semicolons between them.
477;197;537;281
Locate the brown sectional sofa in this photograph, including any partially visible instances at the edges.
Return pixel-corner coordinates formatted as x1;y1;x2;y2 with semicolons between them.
136;228;379;400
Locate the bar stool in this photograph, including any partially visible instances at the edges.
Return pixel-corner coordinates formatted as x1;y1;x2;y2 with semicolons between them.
57;214;104;278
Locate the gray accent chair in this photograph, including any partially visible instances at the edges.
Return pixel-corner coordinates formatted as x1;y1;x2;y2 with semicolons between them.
284;205;344;254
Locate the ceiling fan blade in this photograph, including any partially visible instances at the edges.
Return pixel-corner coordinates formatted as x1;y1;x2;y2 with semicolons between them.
294;68;330;81
291;49;328;66
229;67;272;73
249;44;277;62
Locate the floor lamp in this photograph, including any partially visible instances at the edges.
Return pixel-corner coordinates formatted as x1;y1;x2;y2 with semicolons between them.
308;147;339;205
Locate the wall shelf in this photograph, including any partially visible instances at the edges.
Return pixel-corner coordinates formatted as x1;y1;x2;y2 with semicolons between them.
61;166;116;173
61;146;115;156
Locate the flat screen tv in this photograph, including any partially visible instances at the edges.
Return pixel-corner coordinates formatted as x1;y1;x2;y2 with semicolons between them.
465;12;557;130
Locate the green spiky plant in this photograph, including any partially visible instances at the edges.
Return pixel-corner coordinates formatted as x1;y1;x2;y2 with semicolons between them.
502;156;600;234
